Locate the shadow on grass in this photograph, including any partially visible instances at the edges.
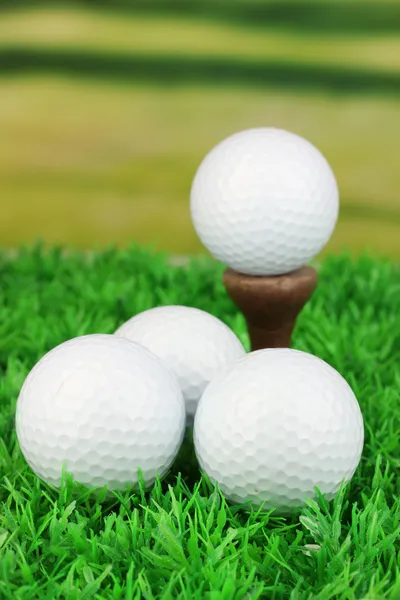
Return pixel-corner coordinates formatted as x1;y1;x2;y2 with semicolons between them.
167;426;201;489
1;0;400;36
1;47;400;97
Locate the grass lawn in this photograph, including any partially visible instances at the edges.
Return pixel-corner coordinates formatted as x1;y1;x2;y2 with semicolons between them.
1;7;400;73
0;5;400;259
0;245;399;598
1;77;399;259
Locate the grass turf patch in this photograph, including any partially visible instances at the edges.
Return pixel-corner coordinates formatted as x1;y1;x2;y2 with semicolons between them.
0;244;399;598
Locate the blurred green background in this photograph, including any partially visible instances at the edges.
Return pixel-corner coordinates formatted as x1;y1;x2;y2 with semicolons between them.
0;0;399;259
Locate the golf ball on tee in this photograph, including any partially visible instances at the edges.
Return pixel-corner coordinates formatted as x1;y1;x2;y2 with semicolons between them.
114;305;246;424
190;128;339;276
15;334;186;490
194;348;364;513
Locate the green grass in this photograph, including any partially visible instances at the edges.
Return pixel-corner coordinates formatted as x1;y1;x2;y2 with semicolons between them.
0;245;399;598
1;7;400;73
2;0;400;35
1;77;400;259
0;5;399;258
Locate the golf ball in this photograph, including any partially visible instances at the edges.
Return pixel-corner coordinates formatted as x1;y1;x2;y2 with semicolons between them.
114;306;246;424
16;334;186;490
190;128;339;276
194;348;364;513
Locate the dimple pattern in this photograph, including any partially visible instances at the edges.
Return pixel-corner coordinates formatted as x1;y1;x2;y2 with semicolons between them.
190;128;339;276
194;348;364;513
15;334;186;490
114;306;246;424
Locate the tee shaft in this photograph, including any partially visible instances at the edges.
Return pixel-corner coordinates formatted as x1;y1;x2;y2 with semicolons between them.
223;266;318;350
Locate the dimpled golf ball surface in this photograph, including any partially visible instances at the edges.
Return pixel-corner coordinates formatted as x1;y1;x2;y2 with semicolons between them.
16;334;186;490
190;128;339;276
115;306;246;423
194;348;364;512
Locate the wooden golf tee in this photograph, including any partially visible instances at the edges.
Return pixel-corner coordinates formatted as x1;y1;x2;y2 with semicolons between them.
223;266;318;350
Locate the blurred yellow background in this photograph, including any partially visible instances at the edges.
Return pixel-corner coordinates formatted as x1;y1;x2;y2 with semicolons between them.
0;1;399;259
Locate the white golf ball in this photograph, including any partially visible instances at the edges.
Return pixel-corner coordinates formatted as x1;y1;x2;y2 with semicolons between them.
194;348;364;513
114;306;246;424
190;128;339;276
16;334;186;490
